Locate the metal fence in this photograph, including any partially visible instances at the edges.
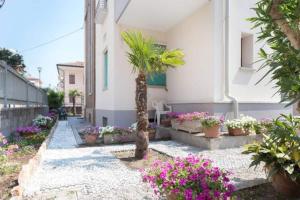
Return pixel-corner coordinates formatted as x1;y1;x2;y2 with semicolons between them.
0;61;48;108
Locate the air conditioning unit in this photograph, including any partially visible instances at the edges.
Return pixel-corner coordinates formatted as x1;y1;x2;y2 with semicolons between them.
95;0;108;24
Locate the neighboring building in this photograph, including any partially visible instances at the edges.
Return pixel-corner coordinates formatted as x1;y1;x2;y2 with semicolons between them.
26;75;42;87
57;61;85;114
85;0;292;127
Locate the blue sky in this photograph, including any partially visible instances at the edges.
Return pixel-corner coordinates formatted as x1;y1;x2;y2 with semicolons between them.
0;0;84;88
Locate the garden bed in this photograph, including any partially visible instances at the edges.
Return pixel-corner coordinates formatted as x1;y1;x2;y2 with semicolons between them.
113;149;171;170
0;147;37;199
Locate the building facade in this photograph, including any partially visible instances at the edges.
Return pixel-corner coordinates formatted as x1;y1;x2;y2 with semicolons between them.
85;0;292;127
57;62;85;115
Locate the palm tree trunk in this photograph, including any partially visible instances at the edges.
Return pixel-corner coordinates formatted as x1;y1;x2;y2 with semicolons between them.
135;72;149;159
73;97;76;116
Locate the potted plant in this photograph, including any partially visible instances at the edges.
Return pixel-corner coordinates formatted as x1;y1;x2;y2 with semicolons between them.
172;112;207;133
141;154;235;200
243;114;300;197
201;116;224;138
102;126;136;144
15;126;41;137
81;127;99;145
225;115;256;136
254;118;273;135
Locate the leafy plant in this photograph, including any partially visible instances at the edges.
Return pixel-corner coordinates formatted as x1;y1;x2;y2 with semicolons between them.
250;0;300;106
121;31;184;159
47;89;64;109
68;89;81;116
0;48;26;73
201;116;224;128
141;154;235;200
254;118;274;134
243;114;300;182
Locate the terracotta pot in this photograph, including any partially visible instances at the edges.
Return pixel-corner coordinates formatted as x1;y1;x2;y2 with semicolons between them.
271;171;300;197
84;134;98;144
148;129;156;140
203;125;220;138
161;118;171;127
166;193;177;200
228;128;247;136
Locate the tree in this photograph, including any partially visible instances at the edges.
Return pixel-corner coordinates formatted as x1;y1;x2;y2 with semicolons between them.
0;48;26;73
250;0;300;108
47;89;64;110
121;31;185;159
68;89;81;116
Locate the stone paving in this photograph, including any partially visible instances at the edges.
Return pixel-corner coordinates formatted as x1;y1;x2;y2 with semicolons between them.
22;119;267;200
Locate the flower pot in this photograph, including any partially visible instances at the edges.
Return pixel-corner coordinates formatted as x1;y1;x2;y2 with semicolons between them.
161;118;171;127
148;129;156;140
166;193;177;200
84;134;98;144
172;119;202;133
271;171;300;198
228;128;247;136
203;125;220;138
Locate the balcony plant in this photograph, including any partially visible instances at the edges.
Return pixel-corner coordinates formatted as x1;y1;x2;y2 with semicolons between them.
172;112;208;133
201;116;224;138
141;154;235;200
225;115;257;136
243;114;300;197
15;126;41;137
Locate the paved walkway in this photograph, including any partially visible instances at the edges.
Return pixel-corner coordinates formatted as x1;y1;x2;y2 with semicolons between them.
22;120;266;200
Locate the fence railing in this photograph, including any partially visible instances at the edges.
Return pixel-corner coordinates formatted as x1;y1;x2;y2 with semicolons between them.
0;61;48;109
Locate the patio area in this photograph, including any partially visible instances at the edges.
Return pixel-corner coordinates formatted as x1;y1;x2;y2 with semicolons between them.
21;118;267;200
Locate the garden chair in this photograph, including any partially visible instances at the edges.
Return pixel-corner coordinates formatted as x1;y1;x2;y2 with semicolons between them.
152;100;172;126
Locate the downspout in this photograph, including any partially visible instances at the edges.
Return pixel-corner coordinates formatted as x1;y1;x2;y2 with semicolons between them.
224;0;239;118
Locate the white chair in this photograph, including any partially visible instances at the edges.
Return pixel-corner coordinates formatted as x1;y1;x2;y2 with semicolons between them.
152;101;172;126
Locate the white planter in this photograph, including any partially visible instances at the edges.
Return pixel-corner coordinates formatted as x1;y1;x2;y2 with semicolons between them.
171;119;202;133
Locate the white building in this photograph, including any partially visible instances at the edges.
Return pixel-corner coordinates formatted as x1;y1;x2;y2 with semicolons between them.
84;0;291;127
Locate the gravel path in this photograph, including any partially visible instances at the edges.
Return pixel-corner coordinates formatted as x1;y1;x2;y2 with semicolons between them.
22;121;266;200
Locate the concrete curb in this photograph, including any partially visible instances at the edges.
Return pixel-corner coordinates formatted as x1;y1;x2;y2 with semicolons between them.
11;120;59;198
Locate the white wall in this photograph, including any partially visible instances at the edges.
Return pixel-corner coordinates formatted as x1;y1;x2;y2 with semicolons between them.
228;0;281;103
166;3;215;103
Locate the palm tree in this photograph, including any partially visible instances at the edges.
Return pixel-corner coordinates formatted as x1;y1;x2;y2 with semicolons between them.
68;89;81;116
121;31;185;159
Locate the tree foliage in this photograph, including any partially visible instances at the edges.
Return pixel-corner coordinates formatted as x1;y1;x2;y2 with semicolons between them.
250;0;300;106
0;48;26;73
47;89;64;109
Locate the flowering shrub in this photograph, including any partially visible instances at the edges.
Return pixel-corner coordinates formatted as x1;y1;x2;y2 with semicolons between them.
201;116;224;128
225;115;257;131
16;126;41;136
254;118;273;134
167;112;184;119
0;133;19;175
142;154;235;200
33;115;53;128
46;112;57;121
79;126;100;136
177;112;208;122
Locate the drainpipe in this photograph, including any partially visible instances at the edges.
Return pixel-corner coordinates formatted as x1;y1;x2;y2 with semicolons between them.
224;0;239;119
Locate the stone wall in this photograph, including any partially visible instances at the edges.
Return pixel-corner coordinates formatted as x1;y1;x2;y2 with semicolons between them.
0;106;48;136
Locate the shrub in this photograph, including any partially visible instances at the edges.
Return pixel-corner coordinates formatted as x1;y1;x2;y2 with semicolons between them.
167;112;184;119
141;154;235;200
243;114;300;182
201;116;224;128
16;126;41;136
33;115;53;128
0;133;19;175
254;118;274;134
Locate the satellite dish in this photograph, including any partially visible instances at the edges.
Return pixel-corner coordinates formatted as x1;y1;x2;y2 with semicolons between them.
0;0;5;8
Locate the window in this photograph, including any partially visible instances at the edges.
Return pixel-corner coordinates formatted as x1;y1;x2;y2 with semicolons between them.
69;74;75;84
103;50;108;90
146;44;167;87
241;33;254;68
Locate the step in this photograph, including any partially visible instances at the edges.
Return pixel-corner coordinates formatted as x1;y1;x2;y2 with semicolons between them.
157;127;263;150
